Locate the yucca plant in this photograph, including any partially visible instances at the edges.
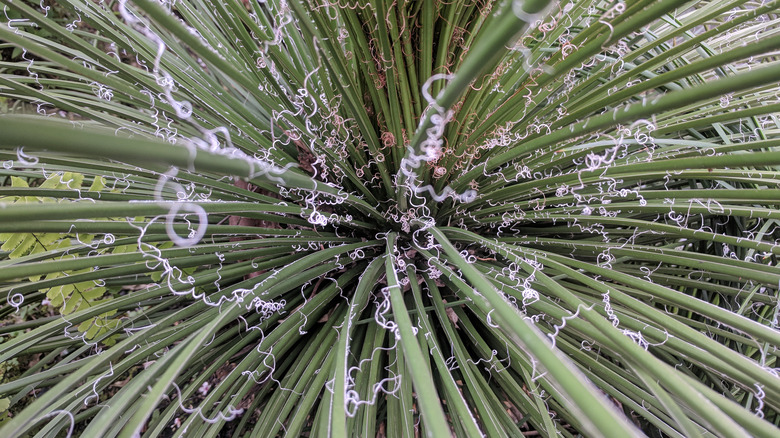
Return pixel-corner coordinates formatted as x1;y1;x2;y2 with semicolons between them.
1;0;779;436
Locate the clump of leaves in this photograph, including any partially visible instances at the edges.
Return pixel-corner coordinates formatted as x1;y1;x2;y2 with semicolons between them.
1;172;123;343
1;1;780;437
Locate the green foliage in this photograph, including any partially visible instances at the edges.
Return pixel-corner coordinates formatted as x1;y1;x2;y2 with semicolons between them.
0;1;779;437
0;172;125;343
0;174;79;260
